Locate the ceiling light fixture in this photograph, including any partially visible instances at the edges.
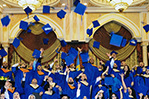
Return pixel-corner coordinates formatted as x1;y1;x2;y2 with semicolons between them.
107;0;134;12
17;0;43;11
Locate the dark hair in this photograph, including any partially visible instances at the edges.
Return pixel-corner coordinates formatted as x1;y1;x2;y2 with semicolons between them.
124;65;130;79
60;94;70;99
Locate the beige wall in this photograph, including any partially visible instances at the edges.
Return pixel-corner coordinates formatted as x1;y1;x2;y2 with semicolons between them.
1;12;148;41
0;11;149;64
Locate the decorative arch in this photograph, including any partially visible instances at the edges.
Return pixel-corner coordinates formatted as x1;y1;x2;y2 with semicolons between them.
9;14;64;40
87;13;141;38
9;15;63;64
88;14;139;62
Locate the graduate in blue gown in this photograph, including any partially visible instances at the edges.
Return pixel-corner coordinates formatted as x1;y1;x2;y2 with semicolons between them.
0;61;13;89
133;67;147;99
142;66;149;95
2;81;20;99
120;73;131;99
96;61;105;76
111;63;122;81
92;77;109;99
42;84;62;99
60;69;77;99
25;78;44;99
68;63;82;80
123;65;134;88
94;90;105;99
75;73;90;99
79;50;100;86
105;51;121;75
48;63;66;86
43;59;58;71
11;62;32;98
33;65;46;86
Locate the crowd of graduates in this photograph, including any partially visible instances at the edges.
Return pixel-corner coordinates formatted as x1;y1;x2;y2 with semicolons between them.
0;47;149;99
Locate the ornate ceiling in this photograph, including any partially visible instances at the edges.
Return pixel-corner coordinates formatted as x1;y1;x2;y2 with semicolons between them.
1;0;60;7
90;0;147;6
0;0;149;13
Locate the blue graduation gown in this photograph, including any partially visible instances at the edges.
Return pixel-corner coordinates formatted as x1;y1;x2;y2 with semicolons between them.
98;69;103;76
61;79;77;99
133;76;145;92
33;70;45;86
122;89;131;99
144;76;149;95
69;70;82;79
42;87;61;99
77;81;90;99
92;81;109;99
82;63;100;85
111;77;122;99
50;72;65;86
105;60;121;75
7;88;19;99
111;69;122;81
12;67;32;95
25;84;44;98
0;68;13;81
42;93;60;99
124;73;134;88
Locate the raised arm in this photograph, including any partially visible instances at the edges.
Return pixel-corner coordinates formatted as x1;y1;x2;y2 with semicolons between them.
49;59;58;69
120;73;127;93
102;66;109;76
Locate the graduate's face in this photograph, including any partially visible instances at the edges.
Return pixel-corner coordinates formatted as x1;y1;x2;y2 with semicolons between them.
139;62;144;67
83;96;87;99
29;61;33;66
68;77;74;84
124;66;128;72
47;77;53;83
13;92;20;99
44;63;50;69
89;58;94;64
70;63;75;68
0;93;5;99
21;63;27;68
113;63;117;68
121;61;126;66
98;65;103;69
81;74;87;81
111;53;116;58
61;96;68;99
55;63;60;70
3;62;8;68
144;95;149;99
37;65;42;71
146;69;149;74
8;83;12;89
32;78;37;84
111;94;117;99
98;92;103;98
29;95;35;99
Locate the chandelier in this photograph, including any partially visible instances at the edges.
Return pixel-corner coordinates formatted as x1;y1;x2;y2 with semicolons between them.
17;0;43;11
107;0;134;12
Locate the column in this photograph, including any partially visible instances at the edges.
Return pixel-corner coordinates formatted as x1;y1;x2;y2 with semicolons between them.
2;43;9;62
1;14;10;62
141;41;148;66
